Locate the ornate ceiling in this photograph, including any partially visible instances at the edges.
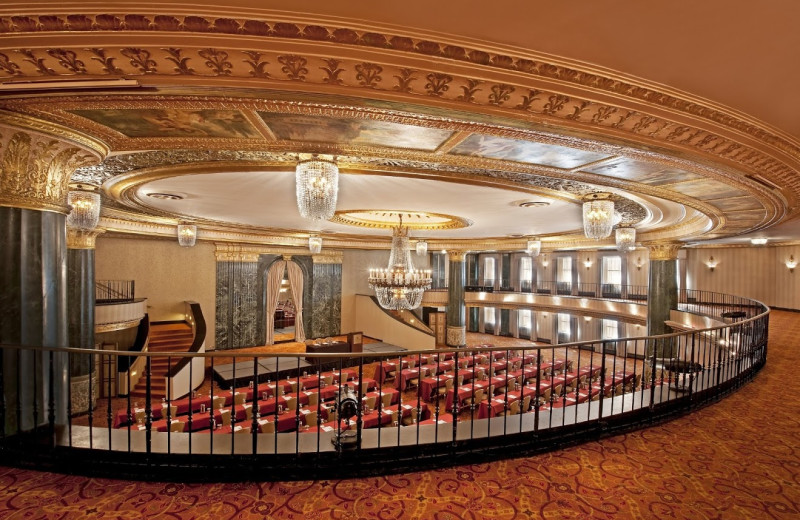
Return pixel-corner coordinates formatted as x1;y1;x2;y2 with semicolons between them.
1;1;798;250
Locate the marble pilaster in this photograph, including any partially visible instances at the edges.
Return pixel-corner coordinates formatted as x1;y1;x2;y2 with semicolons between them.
446;250;467;347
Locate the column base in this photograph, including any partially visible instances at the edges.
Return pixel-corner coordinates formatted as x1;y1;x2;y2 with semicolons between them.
70;371;99;415
446;326;466;347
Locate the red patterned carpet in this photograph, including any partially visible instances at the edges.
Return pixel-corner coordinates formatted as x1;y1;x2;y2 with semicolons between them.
1;311;798;519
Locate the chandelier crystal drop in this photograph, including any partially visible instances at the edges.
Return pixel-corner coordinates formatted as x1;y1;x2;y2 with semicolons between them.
582;193;615;240
368;217;432;311
615;227;636;251
526;238;541;257
177;224;197;247
295;157;339;221
309;236;322;254
66;189;101;231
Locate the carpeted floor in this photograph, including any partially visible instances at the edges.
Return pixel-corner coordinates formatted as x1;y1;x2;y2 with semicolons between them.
1;311;798;519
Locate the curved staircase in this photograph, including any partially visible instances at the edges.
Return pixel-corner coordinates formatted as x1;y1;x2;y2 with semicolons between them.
129;322;194;399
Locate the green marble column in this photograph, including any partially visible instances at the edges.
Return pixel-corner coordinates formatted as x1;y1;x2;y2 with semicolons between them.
446;251;467;347
0;207;69;432
67;229;103;414
645;243;681;357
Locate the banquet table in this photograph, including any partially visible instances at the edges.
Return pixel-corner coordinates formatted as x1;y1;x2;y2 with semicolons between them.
478;395;519;419
419;373;456;402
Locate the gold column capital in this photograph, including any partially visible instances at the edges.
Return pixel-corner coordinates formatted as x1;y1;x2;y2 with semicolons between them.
0;114;106;214
644;241;683;261
67;228;105;249
448;250;468;262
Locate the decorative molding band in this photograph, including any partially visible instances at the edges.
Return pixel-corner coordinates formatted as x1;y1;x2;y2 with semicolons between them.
95;318;141;333
67;228;104;249
447;250;467;262
312;253;343;264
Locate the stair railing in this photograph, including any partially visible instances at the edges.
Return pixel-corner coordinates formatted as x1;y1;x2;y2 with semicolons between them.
117;314;150;395
163;302;206;400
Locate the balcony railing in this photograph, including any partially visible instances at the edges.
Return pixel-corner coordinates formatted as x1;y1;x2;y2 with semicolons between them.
0;291;769;482
96;280;135;303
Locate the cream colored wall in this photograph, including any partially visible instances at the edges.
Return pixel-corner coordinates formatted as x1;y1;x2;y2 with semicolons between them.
341;248;431;334
686;245;800;310
354;295;435;350
95;236;217;347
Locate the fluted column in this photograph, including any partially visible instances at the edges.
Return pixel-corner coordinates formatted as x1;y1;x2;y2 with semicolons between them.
446;250;467;347
0;115;105;433
67;228;104;414
645;242;682;356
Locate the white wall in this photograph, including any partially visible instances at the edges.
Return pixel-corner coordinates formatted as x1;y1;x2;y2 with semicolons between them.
95;236;217;347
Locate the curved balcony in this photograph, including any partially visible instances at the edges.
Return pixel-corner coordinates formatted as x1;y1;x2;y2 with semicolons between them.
0;290;768;482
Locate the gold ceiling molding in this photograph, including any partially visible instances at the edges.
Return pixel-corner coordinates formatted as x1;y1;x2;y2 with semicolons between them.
330;209;471;230
213;243;343;263
0;10;795;161
12;93;779;237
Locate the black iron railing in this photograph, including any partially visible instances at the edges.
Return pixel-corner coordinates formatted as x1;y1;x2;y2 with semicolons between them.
0;292;769;482
96;280;135;303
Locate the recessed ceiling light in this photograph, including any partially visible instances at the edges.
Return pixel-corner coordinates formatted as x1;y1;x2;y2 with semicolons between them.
147;193;184;200
518;201;551;208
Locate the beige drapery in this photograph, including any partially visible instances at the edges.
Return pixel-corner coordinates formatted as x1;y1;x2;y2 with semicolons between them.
265;260;286;345
286;261;306;342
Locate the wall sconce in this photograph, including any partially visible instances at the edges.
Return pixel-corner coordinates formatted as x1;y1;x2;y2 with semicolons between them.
787;255;797;273
634;257;644;271
541;254;549;268
583;257;593;270
583;316;592;322
706;256;718;272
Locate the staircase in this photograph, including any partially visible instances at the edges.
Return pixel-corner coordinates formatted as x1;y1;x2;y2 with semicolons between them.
129;322;194;399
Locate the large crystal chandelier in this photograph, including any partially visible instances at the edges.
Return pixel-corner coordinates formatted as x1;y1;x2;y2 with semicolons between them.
66;186;101;230
582;192;615;240
177;224;197;247
295;156;339;221
615;226;636;251
368;216;432;311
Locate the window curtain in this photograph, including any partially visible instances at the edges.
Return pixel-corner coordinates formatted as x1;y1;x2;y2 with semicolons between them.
286;261;306;342
265;260;286;345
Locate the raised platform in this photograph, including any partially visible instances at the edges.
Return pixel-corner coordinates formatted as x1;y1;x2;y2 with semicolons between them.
211;341;406;389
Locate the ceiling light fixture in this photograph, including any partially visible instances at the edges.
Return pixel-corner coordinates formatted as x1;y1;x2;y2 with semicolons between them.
295;156;339;221
66;185;101;231
615;226;636;251
416;240;428;256
750;238;768;246
309;236;322;254
582;193;615;240
368;215;432;311
526;238;541;257
177;224;197;247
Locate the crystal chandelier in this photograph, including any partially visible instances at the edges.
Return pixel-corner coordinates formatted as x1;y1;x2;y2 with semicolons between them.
295;156;339;221
615;226;636;250
368;216;432;311
526;238;541;257
177;224;197;247
309;236;322;254
415;240;428;256
66;187;101;230
582;193;615;240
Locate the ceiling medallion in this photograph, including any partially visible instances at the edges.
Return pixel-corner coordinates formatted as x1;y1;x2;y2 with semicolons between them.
331;210;471;230
147;192;184;200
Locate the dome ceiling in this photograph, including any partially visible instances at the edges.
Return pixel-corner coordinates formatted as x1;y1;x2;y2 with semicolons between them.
1;1;798;249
